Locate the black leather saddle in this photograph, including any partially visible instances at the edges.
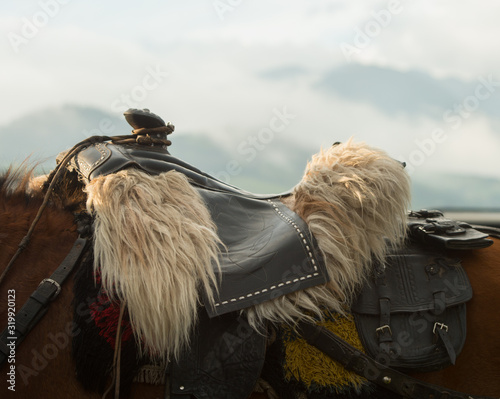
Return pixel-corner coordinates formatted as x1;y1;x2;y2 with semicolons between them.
66;141;329;316
63;109;495;398
59;109;329;399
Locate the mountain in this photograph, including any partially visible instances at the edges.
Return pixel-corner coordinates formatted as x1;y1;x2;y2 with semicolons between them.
0;104;312;193
314;64;500;120
1;104;499;210
412;174;500;209
0;105;130;171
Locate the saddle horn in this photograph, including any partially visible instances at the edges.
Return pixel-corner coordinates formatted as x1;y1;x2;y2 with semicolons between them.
123;108;175;141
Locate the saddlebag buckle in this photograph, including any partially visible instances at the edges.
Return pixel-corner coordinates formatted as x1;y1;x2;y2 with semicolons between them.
376;324;392;337
433;322;448;335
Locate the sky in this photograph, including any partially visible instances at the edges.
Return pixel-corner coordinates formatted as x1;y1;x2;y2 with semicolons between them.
1;1;500;188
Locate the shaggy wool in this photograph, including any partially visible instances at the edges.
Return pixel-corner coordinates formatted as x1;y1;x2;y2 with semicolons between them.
85;169;222;360
246;139;411;326
85;140;410;360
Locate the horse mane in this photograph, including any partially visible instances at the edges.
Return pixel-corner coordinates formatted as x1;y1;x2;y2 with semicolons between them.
0;163;87;213
0;165;79;284
0;165;44;204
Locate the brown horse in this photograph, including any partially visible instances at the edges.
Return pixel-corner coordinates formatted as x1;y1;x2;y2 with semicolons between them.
0;160;499;398
0;168;159;398
0;168;270;399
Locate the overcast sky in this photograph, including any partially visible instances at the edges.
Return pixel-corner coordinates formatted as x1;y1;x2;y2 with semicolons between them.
1;1;500;182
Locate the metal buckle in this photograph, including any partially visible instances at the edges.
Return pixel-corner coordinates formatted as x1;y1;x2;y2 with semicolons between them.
38;278;62;300
420;221;466;236
433;322;448;334
376;325;392;337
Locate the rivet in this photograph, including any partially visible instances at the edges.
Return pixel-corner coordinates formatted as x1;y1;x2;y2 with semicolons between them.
383;376;391;384
179;386;185;390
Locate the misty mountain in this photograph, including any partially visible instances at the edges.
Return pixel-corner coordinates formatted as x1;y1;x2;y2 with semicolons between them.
412;174;500;209
313;64;500;121
0;105;130;171
1;104;499;210
0;104;312;193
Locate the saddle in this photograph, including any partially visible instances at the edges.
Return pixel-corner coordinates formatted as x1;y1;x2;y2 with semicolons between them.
62;110;493;398
65;109;328;398
68;140;329;317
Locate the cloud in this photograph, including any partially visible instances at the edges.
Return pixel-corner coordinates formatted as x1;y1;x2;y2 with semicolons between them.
1;0;499;190
2;1;500;123
343;1;500;79
415;114;500;179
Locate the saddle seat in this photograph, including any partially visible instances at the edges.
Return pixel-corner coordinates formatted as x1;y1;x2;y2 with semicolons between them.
69;140;292;199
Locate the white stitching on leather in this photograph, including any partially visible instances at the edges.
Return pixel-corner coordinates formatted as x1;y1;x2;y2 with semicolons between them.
213;199;320;308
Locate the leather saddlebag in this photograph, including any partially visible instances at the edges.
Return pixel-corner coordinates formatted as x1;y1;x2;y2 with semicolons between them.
351;243;472;372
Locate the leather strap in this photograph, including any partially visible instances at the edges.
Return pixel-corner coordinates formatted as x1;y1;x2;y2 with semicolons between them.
377;298;392;343
0;236;89;366
408;211;493;250
471;225;500;240
374;262;392;344
434;323;456;365
298;321;498;399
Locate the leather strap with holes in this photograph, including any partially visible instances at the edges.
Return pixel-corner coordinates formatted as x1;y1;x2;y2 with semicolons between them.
0;236;89;366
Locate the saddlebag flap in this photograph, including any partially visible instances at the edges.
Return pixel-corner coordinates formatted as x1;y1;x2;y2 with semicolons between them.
407;209;493;249
351;243;472;372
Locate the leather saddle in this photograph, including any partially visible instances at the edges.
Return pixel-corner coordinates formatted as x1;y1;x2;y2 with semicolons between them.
67;141;329;317
64;110;494;398
64;120;329;398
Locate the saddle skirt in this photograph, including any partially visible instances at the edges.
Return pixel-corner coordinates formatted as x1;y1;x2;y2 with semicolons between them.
66;141;329;316
199;191;327;316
